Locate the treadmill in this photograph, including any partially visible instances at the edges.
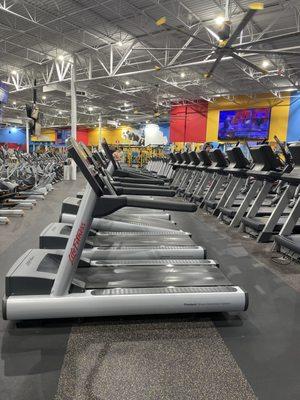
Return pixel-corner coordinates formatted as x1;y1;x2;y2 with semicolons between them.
42;142;206;260
240;145;298;242
274;143;300;258
3;137;248;320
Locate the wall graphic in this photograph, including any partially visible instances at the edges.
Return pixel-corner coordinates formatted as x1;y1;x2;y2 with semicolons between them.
143;123;168;146
0;127;26;150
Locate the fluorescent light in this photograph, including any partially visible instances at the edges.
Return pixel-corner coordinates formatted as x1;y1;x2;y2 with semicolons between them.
215;16;225;26
206;27;221;41
180;72;186;78
262;60;270;68
285;88;295;92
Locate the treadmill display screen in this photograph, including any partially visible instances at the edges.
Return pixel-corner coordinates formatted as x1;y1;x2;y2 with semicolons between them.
218;108;271;141
66;138;104;196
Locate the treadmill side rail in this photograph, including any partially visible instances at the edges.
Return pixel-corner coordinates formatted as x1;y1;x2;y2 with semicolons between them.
4;286;248;320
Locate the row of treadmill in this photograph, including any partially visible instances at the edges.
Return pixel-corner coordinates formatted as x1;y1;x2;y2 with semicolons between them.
146;142;300;260
2;138;248;321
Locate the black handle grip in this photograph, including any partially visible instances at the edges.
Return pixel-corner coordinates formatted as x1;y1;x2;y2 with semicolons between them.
115;177;164;185
115;182;171;190
116;187;175;197
126;196;197;212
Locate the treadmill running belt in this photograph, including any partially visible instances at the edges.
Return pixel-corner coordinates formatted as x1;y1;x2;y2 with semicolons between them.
75;265;231;289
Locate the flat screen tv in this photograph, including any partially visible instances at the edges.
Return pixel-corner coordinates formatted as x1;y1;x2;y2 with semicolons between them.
218;108;271;141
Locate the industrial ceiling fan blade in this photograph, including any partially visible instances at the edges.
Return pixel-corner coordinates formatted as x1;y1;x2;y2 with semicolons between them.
155;17;216;48
234;30;300;49
238;49;300;56
226;3;263;47
204;53;224;78
232;52;267;74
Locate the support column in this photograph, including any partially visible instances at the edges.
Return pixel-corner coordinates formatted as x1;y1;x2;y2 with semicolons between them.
70;56;77;180
25;120;30;153
98;114;102;150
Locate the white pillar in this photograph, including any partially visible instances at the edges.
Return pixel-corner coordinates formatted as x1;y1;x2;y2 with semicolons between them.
70;56;77;180
25;121;30;153
98;114;102;150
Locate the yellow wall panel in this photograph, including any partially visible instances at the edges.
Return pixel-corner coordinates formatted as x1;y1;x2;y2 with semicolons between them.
32;129;56;142
88;125;138;146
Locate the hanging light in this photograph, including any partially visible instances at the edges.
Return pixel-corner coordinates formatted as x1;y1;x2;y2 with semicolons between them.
215;16;225;26
262;60;270;68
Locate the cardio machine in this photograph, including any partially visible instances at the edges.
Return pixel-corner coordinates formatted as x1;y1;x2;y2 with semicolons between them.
3;137;248;320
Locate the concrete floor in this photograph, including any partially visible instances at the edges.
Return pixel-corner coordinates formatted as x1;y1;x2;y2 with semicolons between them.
1;175;300;399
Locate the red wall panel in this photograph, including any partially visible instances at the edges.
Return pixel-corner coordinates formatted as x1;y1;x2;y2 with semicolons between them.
77;129;89;145
170;102;208;143
170;106;186;142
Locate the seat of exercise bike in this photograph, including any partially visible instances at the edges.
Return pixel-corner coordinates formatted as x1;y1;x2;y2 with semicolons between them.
274;234;300;253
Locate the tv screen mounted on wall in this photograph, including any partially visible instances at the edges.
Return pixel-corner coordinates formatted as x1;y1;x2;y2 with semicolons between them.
218;108;271;141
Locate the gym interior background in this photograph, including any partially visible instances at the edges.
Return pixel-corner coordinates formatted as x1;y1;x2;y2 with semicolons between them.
1;1;300;399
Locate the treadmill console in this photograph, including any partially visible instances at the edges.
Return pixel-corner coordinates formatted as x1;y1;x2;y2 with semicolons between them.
250;145;282;172
227;147;250;169
101;139;119;170
66;138;104;197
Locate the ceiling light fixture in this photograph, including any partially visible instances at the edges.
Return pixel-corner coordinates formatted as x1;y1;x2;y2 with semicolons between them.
125;80;130;85
125;115;129;119
215;15;225;26
262;60;270;68
58;110;62;115
11;70;17;75
88;106;94;112
12;101;16;105
116;41;123;47
42;95;46;100
57;55;64;61
180;72;186;78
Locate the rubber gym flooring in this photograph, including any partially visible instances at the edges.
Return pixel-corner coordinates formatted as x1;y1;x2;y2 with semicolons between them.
1;174;300;400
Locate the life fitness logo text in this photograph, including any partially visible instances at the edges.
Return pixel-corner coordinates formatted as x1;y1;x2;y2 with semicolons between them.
68;222;86;264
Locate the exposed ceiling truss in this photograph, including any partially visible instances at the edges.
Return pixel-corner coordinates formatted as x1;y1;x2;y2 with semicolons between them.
0;0;299;127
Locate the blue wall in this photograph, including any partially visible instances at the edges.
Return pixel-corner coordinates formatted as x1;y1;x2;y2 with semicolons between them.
287;91;300;142
0;127;25;144
159;123;170;143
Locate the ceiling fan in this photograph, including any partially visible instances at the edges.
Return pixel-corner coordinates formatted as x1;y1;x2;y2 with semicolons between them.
156;2;300;78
